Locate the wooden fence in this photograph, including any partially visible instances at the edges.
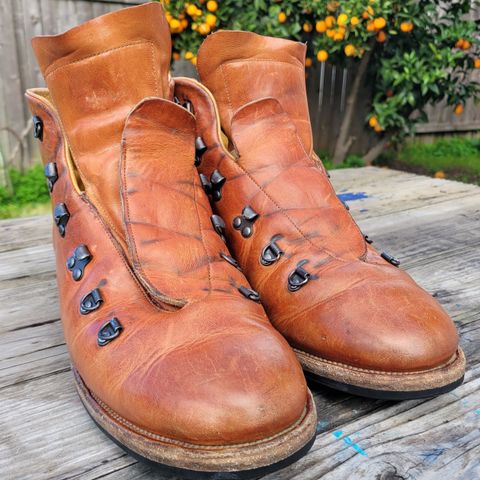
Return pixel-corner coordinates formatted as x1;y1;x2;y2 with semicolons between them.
0;0;479;173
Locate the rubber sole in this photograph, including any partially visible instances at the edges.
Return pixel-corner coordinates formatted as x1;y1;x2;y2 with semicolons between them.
95;419;316;480
295;348;466;400
73;368;317;479
305;371;465;400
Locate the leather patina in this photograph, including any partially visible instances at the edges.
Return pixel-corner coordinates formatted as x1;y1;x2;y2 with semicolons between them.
178;30;466;397
27;5;317;475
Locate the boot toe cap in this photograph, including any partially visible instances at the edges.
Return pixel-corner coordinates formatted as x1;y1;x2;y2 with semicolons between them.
83;296;310;446
290;275;459;373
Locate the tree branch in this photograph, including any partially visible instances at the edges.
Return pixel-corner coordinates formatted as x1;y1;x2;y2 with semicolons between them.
363;137;390;166
332;39;375;165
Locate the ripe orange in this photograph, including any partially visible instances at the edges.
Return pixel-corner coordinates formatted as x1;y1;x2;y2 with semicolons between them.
474;58;480;69
317;50;329;62
400;22;414;33
184;51;194;60
305;57;313;67
186;4;197;16
374;17;386;30
454;104;463;115
350;16;360;26
369;116;378;128
205;13;217;27
169;18;182;33
278;11;287;23
325;15;335;28
337;13;348;26
376;31;386;43
198;23;211;35
303;22;313;33
316;20;327;33
206;0;218;12
344;44;356;56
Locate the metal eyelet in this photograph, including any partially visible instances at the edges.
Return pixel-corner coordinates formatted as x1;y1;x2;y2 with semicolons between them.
210;170;226;202
288;260;311;292
260;235;284;266
195;136;207;166
54;203;70;237
364;235;373;244
211;215;226;242
220;252;241;270
381;252;400;267
67;245;92;281
233;206;259;238
97;317;123;347
32;116;43;141
200;170;226;201
199;173;212;194
238;286;261;303
44;162;58;193
80;288;103;315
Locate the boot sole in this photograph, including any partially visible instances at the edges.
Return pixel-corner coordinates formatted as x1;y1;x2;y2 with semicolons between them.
295;348;466;400
73;368;317;479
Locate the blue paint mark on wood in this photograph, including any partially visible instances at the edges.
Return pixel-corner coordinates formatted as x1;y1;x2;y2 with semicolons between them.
332;430;368;457
421;448;444;463
338;192;369;202
316;420;330;434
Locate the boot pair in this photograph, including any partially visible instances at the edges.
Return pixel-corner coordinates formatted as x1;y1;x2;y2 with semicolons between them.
27;2;465;478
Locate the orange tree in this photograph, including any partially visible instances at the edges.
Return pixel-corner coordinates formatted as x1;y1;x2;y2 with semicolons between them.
160;0;480;164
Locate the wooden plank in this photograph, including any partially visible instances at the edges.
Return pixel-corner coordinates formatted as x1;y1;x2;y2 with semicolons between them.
0;214;51;252
332;167;480;220
0;168;479;479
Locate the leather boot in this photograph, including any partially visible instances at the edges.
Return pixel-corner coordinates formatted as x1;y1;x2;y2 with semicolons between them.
179;30;466;400
26;6;316;477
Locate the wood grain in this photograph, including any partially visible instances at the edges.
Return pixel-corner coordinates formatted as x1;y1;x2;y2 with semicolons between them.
0;168;479;480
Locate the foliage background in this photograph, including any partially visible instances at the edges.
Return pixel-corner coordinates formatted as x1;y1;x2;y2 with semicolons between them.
161;0;480;162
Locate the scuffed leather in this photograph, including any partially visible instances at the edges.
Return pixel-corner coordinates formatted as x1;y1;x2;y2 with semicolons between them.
120;97;239;305
188;31;460;373
27;5;310;447
32;2;173;246
197;31;313;155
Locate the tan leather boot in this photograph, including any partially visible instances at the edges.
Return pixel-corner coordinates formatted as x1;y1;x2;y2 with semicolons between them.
27;6;316;477
180;30;466;400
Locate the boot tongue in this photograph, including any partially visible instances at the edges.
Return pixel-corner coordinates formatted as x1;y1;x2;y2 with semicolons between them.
32;2;172;243
197;31;313;154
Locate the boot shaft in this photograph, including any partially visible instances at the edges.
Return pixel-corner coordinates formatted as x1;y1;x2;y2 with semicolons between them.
197;31;313;154
29;4;250;306
32;2;172;241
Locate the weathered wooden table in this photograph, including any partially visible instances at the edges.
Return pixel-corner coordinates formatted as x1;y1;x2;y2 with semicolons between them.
1;167;479;480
